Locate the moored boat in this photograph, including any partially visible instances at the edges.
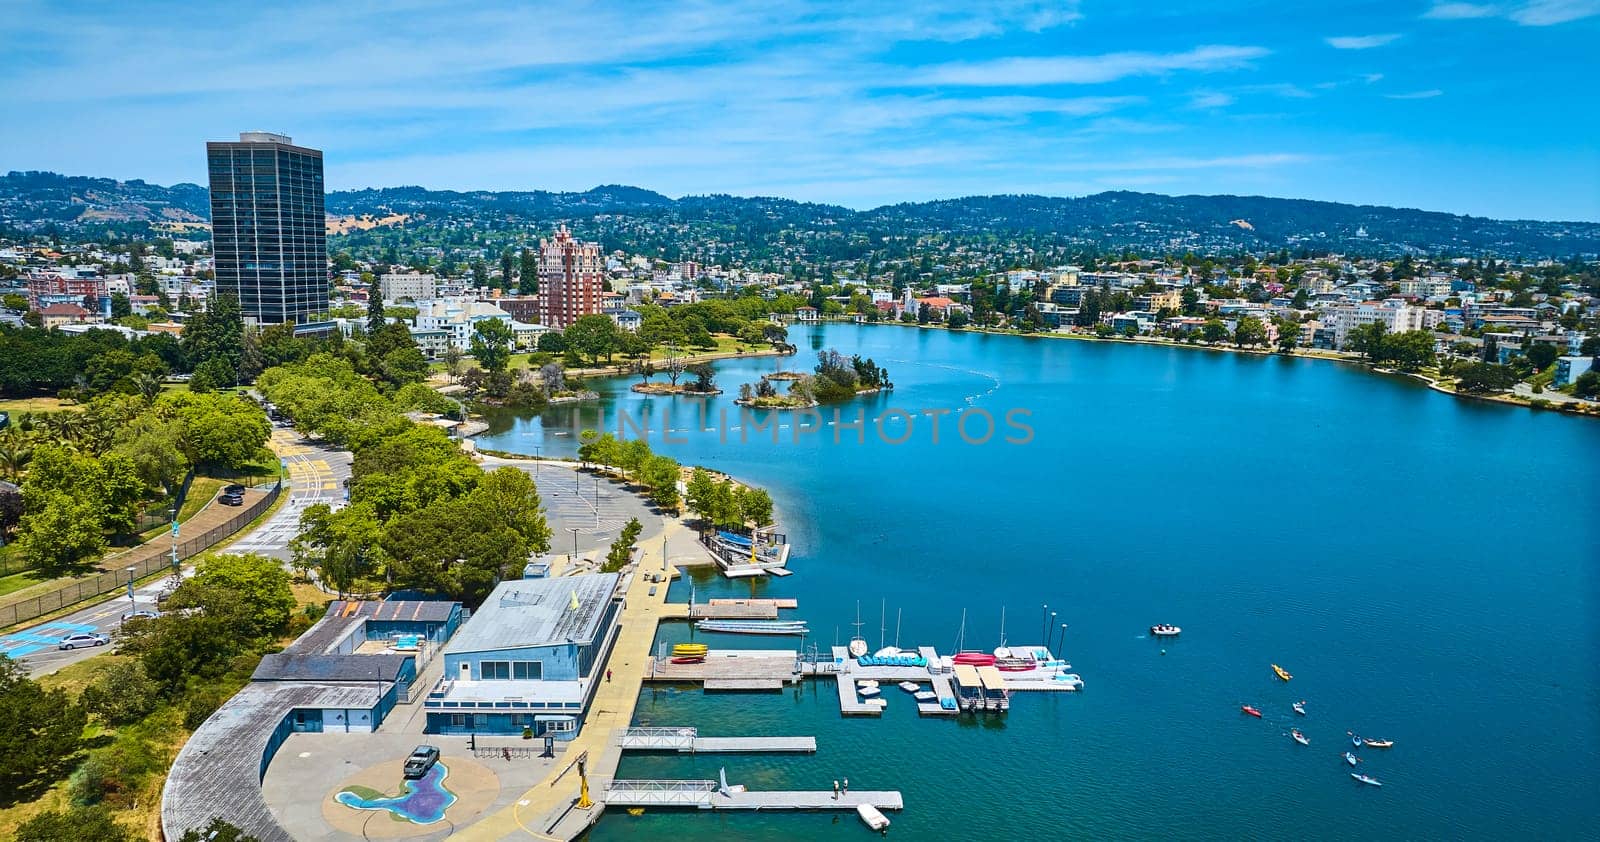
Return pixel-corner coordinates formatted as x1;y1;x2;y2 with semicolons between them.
856;679;879;688
1291;728;1310;746
914;690;938;702
1343;752;1360;766
672;643;708;656
856;803;891;831
1241;705;1263;718
1362;738;1394;749
669;656;705;664
1292;700;1306;716
1150;624;1182;637
858;685;881;698
1272;664;1293;681
952;652;996;667
898;681;921;693
1351;773;1383;787
695;620;808;635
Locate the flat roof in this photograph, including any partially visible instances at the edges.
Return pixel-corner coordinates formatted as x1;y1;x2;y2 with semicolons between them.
162;682;382;842
976;666;1008;692
252;653;408;683
444;574;618;656
952;664;981;687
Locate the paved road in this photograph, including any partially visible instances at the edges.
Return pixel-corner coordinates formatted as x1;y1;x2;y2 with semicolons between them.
0;429;353;677
226;431;353;560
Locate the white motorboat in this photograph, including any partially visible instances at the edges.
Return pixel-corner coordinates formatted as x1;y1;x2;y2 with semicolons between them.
858;685;881;697
898;681;920;693
865;697;887;708
914;690;938;702
857;803;891;831
873;646;902;658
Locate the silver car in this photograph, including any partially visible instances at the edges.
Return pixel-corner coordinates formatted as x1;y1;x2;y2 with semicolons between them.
59;633;110;650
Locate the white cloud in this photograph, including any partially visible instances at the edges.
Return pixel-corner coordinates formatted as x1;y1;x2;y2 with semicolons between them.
1509;1;1600;25
1362;73;1386;83
1325;33;1403;49
1385;89;1445;99
916;45;1269;86
1422;2;1501;18
1421;1;1600;24
1189;91;1236;109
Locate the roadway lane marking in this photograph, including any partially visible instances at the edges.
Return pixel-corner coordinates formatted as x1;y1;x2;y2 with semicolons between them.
39;621;98;632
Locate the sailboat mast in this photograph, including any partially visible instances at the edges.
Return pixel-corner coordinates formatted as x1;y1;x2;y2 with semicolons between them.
894;608;902;649
999;605;1007;648
955;608;967;653
878;598;886;651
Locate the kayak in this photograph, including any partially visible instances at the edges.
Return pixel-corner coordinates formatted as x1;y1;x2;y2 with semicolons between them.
1292;701;1307;716
1343;752;1360;766
669;656;705;664
1272;664;1293;681
1241;705;1263;718
1291;729;1310;746
1351;773;1383;787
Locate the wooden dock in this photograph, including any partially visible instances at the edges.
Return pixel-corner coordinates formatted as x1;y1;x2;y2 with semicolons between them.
835;674;883;716
646;649;799;684
704;679;785;691
688;603;778;619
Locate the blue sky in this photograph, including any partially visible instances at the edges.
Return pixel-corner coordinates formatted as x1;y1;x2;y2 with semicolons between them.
2;0;1597;219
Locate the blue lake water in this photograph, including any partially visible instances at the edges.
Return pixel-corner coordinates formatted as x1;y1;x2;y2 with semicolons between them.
477;324;1600;840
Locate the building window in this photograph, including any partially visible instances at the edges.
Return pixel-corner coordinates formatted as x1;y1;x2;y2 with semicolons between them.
513;661;543;680
544;718;575;733
450;714;467;728
481;661;511;680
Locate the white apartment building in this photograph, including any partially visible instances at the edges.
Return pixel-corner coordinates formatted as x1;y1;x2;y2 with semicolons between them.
381;272;438;302
414;298;514;350
1317;300;1430;349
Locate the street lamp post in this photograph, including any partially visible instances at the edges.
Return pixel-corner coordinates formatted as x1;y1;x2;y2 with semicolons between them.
568;527;580;565
125;565;137;610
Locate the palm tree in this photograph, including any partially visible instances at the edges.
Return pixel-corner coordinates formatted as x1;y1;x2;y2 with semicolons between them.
0;432;32;481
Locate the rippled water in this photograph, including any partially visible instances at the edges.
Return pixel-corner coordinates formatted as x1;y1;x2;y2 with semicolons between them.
477;325;1600;840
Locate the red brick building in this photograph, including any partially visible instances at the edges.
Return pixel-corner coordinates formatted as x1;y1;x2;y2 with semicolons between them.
536;226;603;329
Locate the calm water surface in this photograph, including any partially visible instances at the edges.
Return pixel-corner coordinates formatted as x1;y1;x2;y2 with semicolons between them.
477;325;1600;840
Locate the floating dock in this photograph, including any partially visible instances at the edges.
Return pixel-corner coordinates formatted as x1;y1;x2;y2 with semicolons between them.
646;649;800;685
604;780;902;811
618;728;816;753
826;645;960;716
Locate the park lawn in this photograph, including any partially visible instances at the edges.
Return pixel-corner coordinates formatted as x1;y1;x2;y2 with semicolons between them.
0;566;47;598
0;395;79;414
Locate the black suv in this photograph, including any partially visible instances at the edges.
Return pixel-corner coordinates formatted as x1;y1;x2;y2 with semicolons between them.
219;484;246;506
403;745;440;779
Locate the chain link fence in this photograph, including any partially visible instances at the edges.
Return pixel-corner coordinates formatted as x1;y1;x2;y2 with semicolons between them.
0;482;281;629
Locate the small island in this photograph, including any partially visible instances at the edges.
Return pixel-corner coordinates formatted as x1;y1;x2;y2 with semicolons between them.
735;348;892;408
630;360;720;395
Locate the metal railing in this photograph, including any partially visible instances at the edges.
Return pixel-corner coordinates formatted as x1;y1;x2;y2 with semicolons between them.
605;779;718;806
618;727;697;750
0;482;281;629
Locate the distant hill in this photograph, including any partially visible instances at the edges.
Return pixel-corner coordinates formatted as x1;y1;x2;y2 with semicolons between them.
3;170;1596;257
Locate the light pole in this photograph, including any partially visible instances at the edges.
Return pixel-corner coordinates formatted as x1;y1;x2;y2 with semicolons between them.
567;527;580;565
1048;612;1057;654
1040;604;1048;645
533;445;541;479
125;565;137;610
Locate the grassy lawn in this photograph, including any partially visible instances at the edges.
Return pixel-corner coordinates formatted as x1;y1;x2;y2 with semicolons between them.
0;566;47;598
0;395;79;414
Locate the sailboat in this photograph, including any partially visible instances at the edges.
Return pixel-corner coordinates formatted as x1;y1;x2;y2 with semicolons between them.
951;608;996;666
848;601;868;658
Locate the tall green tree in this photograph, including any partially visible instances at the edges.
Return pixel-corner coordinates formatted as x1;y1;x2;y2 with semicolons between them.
0;656;87;805
15;805;135;842
367;291;386;334
519;249;538;295
469;319;516;373
564;315;619;364
181;293;244;380
500;249;515;287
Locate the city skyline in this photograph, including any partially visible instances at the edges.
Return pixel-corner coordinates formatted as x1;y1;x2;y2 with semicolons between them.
1;1;1597;221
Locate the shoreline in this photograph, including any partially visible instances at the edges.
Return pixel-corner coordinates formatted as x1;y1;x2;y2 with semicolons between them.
859;320;1598;419
567;345;791;378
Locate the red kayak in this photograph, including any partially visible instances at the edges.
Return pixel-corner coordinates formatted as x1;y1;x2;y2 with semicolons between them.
952;652;996;666
670;656;705;664
1241;705;1263;718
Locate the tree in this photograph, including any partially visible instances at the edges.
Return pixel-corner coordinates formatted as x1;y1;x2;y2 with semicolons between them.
688;362;716;393
187;553;296;638
536;330;567;353
1572;370;1600;400
0;656;87;804
181;293;243;384
518;248;538;295
1525;343;1559;371
468;467;553;554
602;517;643;573
565;315;619;364
469;319;515;373
367;292;385;334
16;805;135;842
1200;319;1229;344
685;468;718;523
80;660;160;725
0;481;21;539
293;502;384;595
1580;336;1600;357
1454;362;1516;394
640;455;681;509
500;249;516;288
1346;321;1388;360
738;486;774;527
158;391;270;469
1274;316;1300;353
1383;330;1437;372
178;818;260;842
1233;316;1267;348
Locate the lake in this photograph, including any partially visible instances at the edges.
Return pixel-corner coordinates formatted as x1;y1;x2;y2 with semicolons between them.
477;324;1600;840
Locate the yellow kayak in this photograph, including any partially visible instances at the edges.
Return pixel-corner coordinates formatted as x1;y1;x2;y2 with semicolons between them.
673;644;709;656
1272;664;1293;681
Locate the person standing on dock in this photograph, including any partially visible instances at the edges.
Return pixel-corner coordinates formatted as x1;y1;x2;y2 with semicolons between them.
843;777;849;795
832;780;840;799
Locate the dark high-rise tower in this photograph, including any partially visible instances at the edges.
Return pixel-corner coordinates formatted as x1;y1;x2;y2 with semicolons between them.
206;132;327;326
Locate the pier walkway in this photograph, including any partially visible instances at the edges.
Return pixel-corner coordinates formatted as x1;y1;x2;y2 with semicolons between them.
618;727;815;753
646;649;801;684
827;645;960;716
605;780;903;811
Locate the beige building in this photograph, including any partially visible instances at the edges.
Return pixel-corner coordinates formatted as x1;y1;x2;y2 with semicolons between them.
380;272;437;302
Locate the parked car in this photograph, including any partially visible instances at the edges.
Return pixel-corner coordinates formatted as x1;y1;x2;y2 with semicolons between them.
121;610;159;623
219;490;244;506
59;633;110;650
223;484;246;495
402;745;441;779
